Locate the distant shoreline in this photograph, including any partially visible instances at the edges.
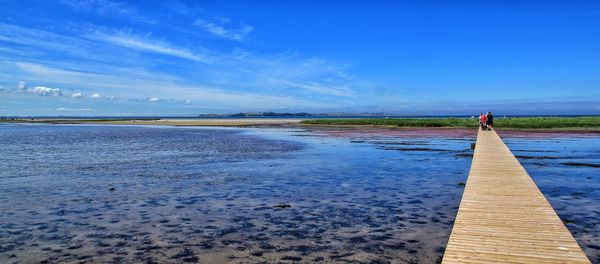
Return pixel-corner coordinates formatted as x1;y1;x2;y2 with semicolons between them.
1;116;600;131
300;117;600;130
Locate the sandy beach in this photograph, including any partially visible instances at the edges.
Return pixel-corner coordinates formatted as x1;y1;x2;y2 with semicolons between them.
10;118;306;127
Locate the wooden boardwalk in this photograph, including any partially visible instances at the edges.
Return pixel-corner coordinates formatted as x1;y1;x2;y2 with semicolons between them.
442;128;590;263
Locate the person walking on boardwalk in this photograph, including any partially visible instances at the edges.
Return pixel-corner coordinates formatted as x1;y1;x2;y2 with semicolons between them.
479;113;487;129
486;112;494;130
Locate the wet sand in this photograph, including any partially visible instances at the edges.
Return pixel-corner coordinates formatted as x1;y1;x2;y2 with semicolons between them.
18;118;305;127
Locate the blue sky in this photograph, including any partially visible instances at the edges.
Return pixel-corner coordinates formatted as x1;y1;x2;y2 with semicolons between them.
1;0;599;116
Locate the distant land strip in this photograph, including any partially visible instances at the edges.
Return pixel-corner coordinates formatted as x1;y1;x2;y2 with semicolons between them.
2;116;600;129
300;117;600;129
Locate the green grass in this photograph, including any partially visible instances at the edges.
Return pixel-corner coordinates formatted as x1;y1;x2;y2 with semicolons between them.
300;116;600;129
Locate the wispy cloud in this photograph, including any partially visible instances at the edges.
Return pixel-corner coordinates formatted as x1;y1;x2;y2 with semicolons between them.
57;107;92;111
60;0;129;14
1;22;359;102
269;79;354;97
9;61;177;93
59;0;156;23
212;52;358;98
86;29;214;63
193;19;253;41
0;1;366;116
3;60;334;110
0;23;144;65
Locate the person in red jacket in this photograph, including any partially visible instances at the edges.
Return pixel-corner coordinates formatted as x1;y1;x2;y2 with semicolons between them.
479;113;487;129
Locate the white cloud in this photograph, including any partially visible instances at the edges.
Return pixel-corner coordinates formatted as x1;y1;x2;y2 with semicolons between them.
8;62;332;109
3;23;359;103
193;19;253;41
71;92;83;98
148;97;160;102
89;93;116;100
1;16;363;112
184;99;193;105
30;86;63;96
57;107;92;111
16;81;26;90
87;29;213;63
12;62;180;93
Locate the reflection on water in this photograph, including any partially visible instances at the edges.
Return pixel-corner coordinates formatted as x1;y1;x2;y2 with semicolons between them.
1;124;598;263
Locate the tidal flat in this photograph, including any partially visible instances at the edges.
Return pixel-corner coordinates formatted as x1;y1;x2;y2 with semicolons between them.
0;124;599;263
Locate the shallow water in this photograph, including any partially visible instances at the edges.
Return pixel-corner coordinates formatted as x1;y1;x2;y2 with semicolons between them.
0;124;474;263
1;124;598;263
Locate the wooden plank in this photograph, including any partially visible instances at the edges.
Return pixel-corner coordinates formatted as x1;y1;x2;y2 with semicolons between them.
442;128;590;264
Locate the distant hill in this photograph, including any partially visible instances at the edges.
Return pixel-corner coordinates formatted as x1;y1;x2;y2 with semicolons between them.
198;112;314;118
197;112;388;118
